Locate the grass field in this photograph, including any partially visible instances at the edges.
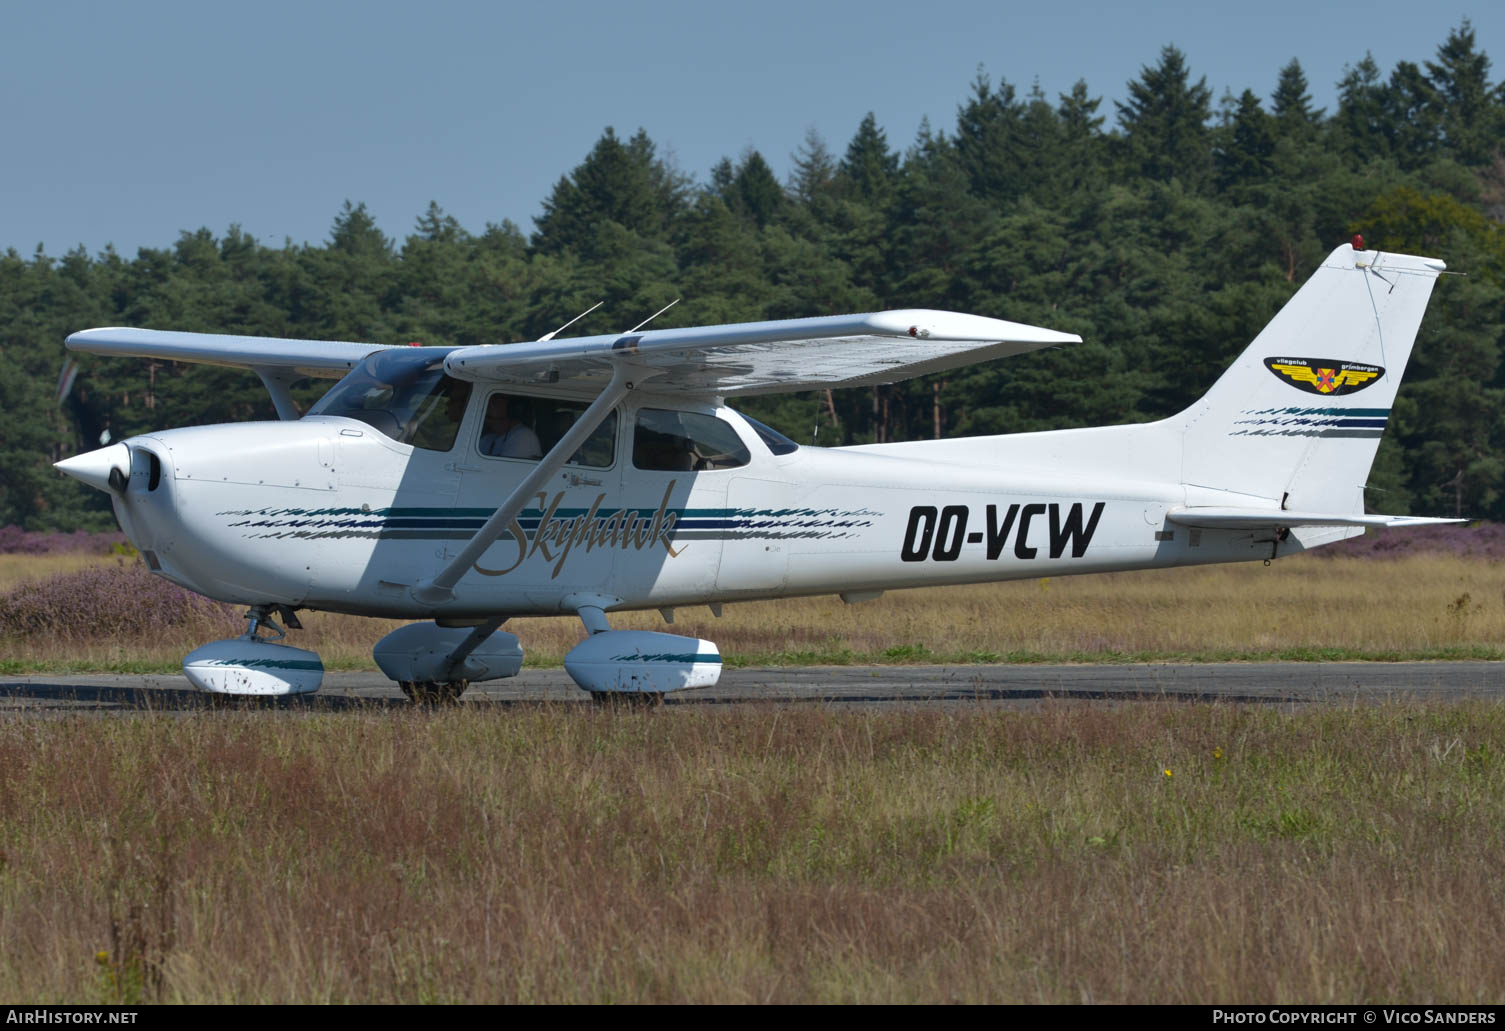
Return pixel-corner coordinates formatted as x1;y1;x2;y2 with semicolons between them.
3;540;1501;1003
1;702;1501;1003
0;552;112;592
2;551;1503;672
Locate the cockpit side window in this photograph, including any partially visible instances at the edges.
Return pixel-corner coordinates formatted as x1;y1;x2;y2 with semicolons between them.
477;392;618;468
305;349;471;452
633;408;750;471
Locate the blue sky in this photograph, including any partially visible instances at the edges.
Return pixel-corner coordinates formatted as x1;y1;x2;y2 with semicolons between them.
3;0;1498;257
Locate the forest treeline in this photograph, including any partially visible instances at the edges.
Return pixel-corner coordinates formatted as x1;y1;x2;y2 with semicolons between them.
3;24;1504;530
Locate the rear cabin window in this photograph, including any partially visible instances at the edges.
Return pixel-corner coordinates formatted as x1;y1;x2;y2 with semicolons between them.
477;393;617;468
737;412;800;456
633;409;750;471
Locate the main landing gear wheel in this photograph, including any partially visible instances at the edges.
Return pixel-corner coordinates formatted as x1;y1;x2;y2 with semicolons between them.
399;679;469;704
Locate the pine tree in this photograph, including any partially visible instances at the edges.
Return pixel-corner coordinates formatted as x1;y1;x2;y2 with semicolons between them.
954;73;1026;202
676;192;770;325
838;113;899;206
1054;80;1109;199
625;128;692;227
708;157;736;198
1333;53;1389;162
730;151;785;228
1426;19;1499;165
533;128;679;255
301;202;396;343
887;129;992;308
1271;59;1322;139
1116;45;1213;187
1380;61;1442;168
413;201;464;244
328;201;391;258
788;128;837;204
398;203;476;345
1057;80;1105;152
1216;89;1275;190
1015;81;1066;204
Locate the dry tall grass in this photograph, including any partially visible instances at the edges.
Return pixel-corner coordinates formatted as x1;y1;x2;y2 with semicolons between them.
2;553;1501;671
0;553;111;592
1;703;1501;1003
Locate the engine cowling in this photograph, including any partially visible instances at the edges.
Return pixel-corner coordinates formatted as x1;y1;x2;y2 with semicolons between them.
372;622;524;684
564;630;721;694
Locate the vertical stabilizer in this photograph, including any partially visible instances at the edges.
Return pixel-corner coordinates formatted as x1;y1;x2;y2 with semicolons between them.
1172;244;1444;513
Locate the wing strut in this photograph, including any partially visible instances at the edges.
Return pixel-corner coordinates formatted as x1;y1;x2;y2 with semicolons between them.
254;367;302;420
411;366;638;605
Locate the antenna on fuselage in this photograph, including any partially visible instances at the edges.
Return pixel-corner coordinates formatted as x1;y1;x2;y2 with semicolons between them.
627;297;680;333
537;301;604;342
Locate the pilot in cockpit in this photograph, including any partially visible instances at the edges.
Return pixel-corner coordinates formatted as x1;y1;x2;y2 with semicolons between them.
479;395;543;459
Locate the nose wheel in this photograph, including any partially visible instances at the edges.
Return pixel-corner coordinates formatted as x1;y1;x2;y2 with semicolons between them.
398;679;470;704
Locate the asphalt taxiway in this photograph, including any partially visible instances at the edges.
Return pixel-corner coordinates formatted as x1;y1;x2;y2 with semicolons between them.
0;662;1500;712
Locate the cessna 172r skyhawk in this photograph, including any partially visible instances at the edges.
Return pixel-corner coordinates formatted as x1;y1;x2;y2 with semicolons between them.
55;241;1460;700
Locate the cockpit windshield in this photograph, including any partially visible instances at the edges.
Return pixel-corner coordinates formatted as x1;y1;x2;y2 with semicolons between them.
305;348;472;451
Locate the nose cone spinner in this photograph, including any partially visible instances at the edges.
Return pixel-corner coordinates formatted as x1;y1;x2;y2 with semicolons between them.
55;442;132;493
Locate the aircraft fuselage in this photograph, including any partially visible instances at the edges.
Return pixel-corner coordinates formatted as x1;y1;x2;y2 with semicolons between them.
108;396;1290;620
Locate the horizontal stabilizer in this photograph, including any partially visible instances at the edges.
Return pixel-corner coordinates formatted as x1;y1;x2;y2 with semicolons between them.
1167;507;1467;530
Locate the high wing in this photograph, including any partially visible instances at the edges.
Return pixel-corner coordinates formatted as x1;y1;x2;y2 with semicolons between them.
442;310;1080;396
65;327;387;379
65;310;1080;407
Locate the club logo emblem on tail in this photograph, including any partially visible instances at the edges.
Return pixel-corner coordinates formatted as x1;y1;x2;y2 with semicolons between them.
1265;358;1383;396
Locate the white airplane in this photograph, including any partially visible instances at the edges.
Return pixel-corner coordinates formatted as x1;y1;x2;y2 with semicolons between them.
55;241;1461;700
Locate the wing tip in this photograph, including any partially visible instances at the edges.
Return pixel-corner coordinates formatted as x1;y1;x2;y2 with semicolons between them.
868;309;1080;345
66;327;136;351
